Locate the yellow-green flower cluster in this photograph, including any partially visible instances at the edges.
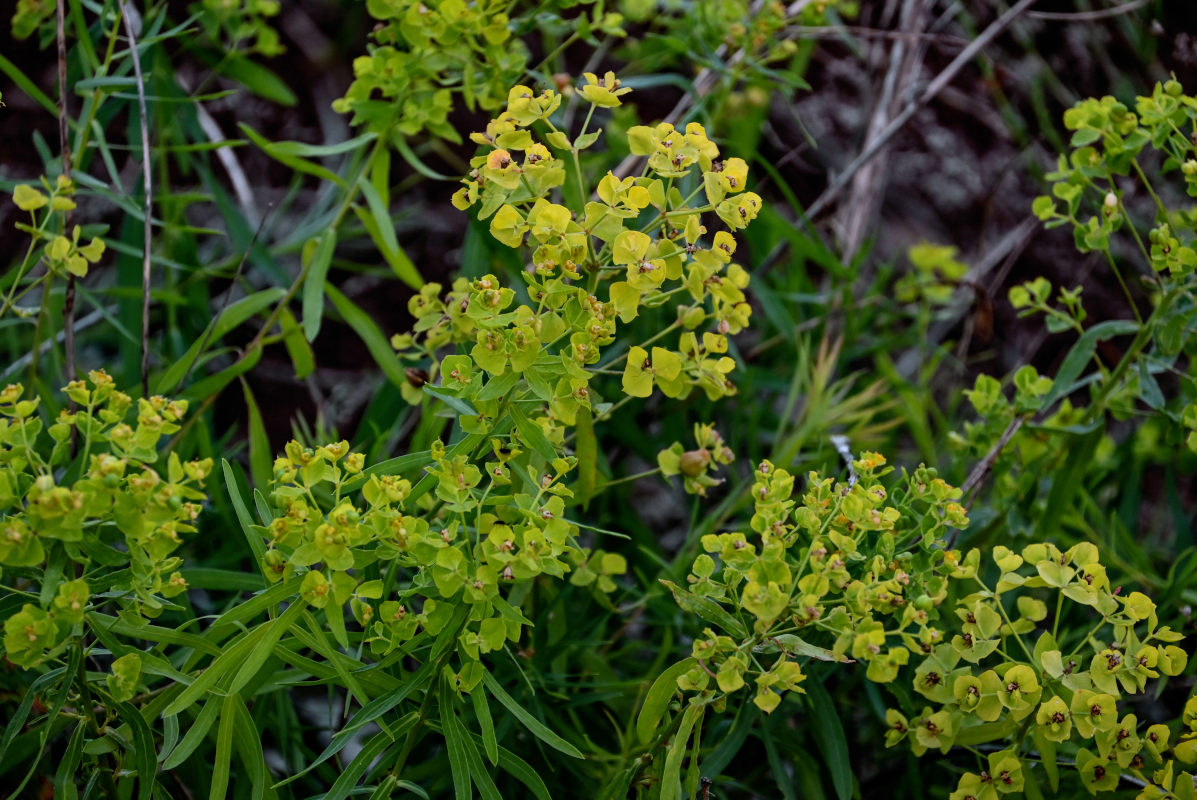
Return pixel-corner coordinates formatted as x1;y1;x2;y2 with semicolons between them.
335;0;624;139
263;437;625;690
10;177;105;279
886;542;1188;799
672;456;970;715
1;372;212;668
403;76;760;442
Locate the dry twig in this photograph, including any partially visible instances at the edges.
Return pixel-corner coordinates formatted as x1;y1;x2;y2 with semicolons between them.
804;0;1040;221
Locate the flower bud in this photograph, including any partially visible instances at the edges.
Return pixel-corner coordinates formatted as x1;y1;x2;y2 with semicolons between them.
678;448;711;477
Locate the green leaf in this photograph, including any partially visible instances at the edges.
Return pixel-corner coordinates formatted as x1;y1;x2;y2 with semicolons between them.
467;734;552;800
53;722;87;799
229;697;272;800
116;702;157;800
302;231;339;341
480;671;583;758
356;176;422;289
268;131;378;157
762;722;799;800
217;56;296;106
0;52;56;115
660;580;747;638
0;668;66;765
87;612;222;657
393;134;455;181
472;686;498;766
278;308;315;378
1137;359;1165;409
574;406;598;509
179;347;263;404
805;678;853;800
1032;727;1059;792
475;371;521;402
424;386;478;417
162;697;221;769
509;403;557;462
325;283;409;388
210;694;238;800
157;288;286;395
228;602;304;694
440;683;473;800
275;705;422;788
239;124;344;188
222;459;267;575
323;729;398;800
759;634;849;663
240;379;273;491
660;703;702;800
211;578;302;631
1040;319;1139;409
636;658;695;745
162;624;275;717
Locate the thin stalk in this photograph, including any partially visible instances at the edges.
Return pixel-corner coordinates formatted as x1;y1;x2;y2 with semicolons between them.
1082;288;1178;424
116;0;153;396
57;0;76;385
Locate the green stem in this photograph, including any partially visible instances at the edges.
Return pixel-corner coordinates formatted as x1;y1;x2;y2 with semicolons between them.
597;467;660;487
1082;287;1178;424
390;626;464;778
28;277;53;392
1130;158;1168;220
1100;249;1142;324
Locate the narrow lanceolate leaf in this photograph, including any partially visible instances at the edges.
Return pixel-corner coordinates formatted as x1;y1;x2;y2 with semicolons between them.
660;703;702;800
322;730;399;800
0;668;66;764
162;696;221;769
574;406;598;508
278;308;315;378
636;658;695;745
440;682;473;800
472;685;498;766
163;621;274;717
481;671;584;758
222;459;266;574
467;733;552;800
806;678;854;800
227;601;304;694
156;288;286;395
240;379;272;491
660;580;747;639
357;175;422;289
210;694;238;800
116;702;157;800
1040;319;1139;408
230;697;273;800
301;230;338;342
509;403;557;462
239;124;343;186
